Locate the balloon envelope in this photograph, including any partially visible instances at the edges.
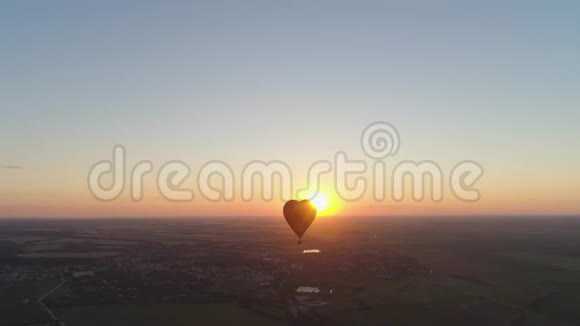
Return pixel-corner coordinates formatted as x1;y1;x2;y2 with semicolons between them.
283;199;317;240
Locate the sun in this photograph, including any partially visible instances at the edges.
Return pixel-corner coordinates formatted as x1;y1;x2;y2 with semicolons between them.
310;193;329;212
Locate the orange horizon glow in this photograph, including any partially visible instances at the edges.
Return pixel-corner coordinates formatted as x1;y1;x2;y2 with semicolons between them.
1;181;579;218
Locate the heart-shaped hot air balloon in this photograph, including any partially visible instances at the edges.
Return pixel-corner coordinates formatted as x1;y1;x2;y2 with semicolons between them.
283;199;317;244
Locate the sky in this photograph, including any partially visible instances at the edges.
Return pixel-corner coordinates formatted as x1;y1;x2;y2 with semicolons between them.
1;1;579;217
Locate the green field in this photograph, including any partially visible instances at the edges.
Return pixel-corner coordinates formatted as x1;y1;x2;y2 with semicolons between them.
0;280;60;325
55;303;287;326
499;252;580;271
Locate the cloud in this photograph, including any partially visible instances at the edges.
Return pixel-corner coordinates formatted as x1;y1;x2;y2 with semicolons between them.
0;165;24;170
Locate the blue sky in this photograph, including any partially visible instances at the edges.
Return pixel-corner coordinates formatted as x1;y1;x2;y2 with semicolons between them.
1;1;579;216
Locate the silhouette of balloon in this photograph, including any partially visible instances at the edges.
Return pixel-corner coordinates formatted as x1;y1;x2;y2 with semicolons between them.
283;199;317;244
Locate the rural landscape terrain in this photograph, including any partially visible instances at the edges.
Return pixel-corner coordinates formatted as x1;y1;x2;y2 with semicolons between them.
1;216;580;326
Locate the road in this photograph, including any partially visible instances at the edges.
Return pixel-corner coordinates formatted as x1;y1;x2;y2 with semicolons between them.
38;278;66;326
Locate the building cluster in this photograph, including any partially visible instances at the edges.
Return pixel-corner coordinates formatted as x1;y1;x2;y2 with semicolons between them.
0;264;61;285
